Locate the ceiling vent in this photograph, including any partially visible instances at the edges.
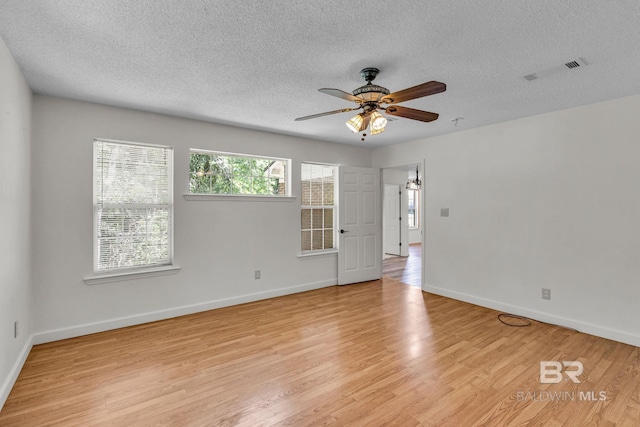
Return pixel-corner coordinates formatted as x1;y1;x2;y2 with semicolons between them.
564;60;581;69
522;57;588;82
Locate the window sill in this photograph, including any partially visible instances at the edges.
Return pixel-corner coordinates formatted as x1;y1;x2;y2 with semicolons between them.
183;194;296;202
84;265;181;285
298;249;338;258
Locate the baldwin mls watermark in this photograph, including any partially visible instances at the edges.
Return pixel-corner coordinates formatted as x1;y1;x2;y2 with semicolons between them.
515;361;607;402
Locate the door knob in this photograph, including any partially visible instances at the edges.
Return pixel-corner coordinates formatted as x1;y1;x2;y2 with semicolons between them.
340;229;349;234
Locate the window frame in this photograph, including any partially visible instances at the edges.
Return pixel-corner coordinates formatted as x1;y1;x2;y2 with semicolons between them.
188;149;290;197
300;162;337;254
91;138;175;277
407;189;419;229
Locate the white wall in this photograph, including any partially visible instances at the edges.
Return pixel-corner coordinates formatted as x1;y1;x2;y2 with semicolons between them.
31;96;371;342
409;227;422;245
0;37;33;407
372;94;640;347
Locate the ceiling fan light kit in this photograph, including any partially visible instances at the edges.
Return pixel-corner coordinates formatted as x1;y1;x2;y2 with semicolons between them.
369;111;387;135
345;113;366;133
296;67;446;140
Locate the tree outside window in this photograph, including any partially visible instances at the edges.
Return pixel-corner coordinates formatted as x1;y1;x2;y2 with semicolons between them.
189;151;288;196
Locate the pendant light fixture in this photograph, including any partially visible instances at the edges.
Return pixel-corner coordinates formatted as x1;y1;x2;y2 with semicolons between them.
406;165;421;190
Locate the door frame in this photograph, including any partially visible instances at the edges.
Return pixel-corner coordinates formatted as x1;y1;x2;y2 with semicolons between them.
380;160;426;289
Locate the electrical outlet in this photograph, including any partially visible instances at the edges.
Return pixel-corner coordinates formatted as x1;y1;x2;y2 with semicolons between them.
14;321;18;338
255;270;261;280
542;288;551;300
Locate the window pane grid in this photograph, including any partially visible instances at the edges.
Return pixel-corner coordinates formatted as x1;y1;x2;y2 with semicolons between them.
301;163;336;252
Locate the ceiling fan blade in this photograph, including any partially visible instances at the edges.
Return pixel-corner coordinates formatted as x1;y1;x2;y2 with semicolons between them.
294;107;357;121
384;105;439;122
318;88;363;103
381;81;446;104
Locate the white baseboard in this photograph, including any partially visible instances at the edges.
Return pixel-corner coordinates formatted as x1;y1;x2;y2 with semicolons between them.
0;334;33;411
422;284;640;348
33;279;337;345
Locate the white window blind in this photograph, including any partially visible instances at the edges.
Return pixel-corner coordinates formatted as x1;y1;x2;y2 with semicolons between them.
94;139;174;272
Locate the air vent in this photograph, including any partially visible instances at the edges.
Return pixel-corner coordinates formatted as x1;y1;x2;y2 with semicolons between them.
522;57;588;82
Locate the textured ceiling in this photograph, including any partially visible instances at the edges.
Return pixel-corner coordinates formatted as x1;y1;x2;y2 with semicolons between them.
1;1;640;147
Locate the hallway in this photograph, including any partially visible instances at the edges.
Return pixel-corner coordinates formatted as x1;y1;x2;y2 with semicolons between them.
382;243;422;287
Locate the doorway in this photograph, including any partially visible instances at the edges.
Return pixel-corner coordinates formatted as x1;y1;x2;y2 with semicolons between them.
381;163;423;288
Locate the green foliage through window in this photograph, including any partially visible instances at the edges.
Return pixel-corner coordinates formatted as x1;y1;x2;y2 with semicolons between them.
189;151;288;196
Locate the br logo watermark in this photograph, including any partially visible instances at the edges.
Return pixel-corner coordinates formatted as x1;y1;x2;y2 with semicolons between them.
539;361;583;383
515;360;607;402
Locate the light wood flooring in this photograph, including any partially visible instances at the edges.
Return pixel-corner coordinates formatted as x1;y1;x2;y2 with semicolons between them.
1;278;638;426
383;243;422;287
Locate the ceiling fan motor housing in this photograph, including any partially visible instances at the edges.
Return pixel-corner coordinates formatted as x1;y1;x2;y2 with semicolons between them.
353;67;390;102
352;84;390;101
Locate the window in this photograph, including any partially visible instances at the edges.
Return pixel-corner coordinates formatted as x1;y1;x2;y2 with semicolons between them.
408;189;419;229
93;139;173;273
189;150;288;196
301;163;336;252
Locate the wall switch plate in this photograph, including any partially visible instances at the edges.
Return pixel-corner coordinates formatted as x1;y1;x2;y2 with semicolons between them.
255;270;261;280
440;208;450;217
542;288;551;300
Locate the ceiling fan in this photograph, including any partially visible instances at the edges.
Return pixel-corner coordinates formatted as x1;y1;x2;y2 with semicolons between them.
295;67;446;139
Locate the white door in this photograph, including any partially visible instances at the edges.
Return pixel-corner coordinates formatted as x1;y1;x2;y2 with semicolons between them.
338;166;382;285
383;184;401;256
